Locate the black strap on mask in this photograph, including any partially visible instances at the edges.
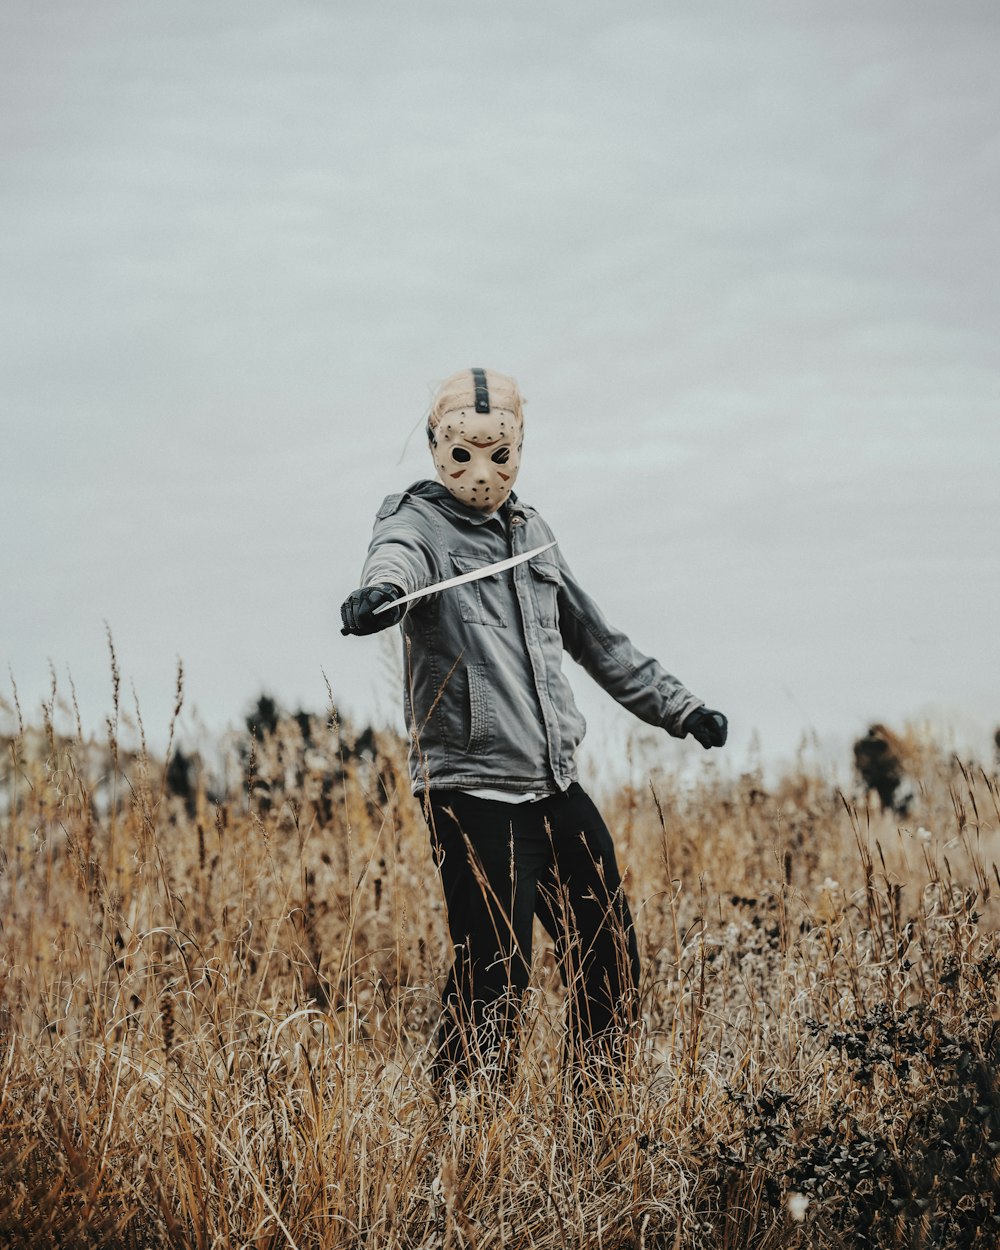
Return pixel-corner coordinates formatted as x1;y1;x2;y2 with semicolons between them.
471;368;490;413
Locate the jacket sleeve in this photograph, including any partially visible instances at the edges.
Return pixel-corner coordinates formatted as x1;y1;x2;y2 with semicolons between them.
555;547;703;737
359;494;442;605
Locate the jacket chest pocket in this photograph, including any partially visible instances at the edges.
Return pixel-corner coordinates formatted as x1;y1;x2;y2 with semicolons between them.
529;558;562;631
449;552;508;629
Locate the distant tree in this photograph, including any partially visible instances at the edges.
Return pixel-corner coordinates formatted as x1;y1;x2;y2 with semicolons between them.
350;725;377;761
294;709;314;746
165;746;197;816
246;694;280;740
853;723;911;816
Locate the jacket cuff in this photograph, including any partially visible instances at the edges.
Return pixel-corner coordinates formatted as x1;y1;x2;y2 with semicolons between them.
664;696;704;739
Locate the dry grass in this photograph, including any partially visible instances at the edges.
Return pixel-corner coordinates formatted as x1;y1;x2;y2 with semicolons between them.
1;671;998;1249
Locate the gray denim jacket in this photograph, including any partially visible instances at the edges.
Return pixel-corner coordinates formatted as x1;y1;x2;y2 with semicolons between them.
361;480;704;796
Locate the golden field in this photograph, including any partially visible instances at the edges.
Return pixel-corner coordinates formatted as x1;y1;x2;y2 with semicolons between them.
1;667;998;1249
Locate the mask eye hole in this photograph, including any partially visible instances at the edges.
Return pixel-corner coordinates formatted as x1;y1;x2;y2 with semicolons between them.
451;446;471;463
490;446;510;464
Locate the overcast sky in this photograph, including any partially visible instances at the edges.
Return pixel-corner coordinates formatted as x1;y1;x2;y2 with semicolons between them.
2;0;998;778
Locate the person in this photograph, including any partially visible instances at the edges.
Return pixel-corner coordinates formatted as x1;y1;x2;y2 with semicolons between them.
340;367;727;1089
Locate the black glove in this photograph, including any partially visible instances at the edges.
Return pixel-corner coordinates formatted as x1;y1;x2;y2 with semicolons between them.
683;707;728;749
340;584;404;636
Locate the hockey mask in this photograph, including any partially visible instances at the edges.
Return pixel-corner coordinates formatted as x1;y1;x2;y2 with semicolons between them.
428;368;524;513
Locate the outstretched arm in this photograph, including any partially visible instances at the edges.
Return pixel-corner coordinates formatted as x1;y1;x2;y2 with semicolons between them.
341;498;441;637
556;547;725;743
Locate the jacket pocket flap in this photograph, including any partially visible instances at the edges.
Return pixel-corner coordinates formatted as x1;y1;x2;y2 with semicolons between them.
529;558;562;585
450;551;501;578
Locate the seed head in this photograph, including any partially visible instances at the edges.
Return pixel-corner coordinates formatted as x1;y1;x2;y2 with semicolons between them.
787;1192;809;1222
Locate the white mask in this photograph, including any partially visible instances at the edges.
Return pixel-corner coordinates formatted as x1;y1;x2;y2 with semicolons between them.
429;371;523;513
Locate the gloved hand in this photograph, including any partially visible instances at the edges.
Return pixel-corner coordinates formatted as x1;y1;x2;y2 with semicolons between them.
682;707;728;749
340;584;404;636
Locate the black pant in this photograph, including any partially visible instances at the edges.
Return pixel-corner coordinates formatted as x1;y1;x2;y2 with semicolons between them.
423;783;640;1085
